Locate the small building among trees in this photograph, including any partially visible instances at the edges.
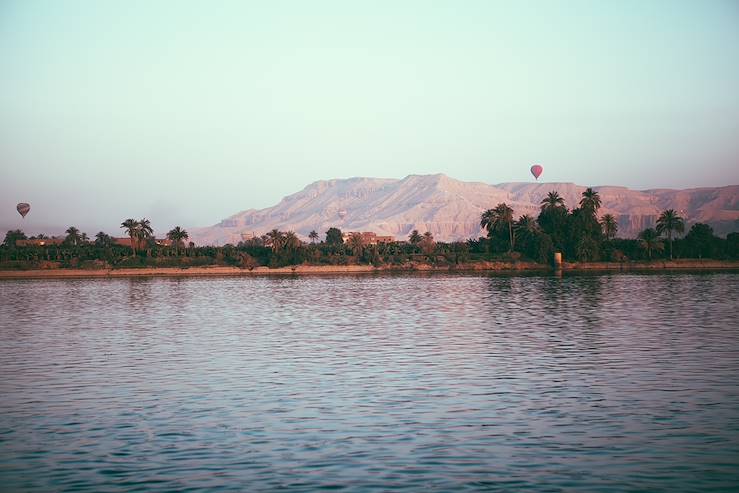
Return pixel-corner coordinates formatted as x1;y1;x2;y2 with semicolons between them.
341;231;394;245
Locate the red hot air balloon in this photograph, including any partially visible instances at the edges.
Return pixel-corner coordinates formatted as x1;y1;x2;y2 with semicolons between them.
17;203;30;218
530;165;543;180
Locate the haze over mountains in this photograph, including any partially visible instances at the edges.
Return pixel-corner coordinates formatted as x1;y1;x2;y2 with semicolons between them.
190;174;739;245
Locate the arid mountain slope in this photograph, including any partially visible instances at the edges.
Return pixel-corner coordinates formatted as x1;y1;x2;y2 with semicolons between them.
189;174;738;245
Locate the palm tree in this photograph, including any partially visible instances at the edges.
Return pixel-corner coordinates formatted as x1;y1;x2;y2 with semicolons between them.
579;187;602;215
540;191;566;212
480;209;495;232
576;236;598;262
94;232;113;248
166;226;189;255
309;230;319;244
420;232;435;255
514;214;539;241
347;232;365;257
64;226;83;246
656;209;685;259
138;218;153;240
408;230;422;245
513;215;545;260
283;231;301;250
501;204;515;249
638;228;664;260
121;219;139;254
265;229;285;252
136;219;154;256
480;203;515;251
600;214;618;240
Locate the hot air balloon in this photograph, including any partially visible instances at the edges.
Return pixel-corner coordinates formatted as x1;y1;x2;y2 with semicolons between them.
530;165;543;180
16;203;30;218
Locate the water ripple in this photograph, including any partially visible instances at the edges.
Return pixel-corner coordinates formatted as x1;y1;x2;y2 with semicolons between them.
1;273;738;492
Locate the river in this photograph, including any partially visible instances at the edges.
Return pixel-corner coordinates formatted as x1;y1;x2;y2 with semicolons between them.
1;273;738;491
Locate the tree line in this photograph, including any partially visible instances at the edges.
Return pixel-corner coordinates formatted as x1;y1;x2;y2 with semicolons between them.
1;197;737;270
0;222;474;270
479;188;737;262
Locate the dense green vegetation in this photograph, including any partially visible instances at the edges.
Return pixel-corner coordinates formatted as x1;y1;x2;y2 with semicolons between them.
1;190;737;270
480;188;738;263
0;225;480;270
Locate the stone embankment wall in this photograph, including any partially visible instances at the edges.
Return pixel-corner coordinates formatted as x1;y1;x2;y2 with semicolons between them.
562;259;739;271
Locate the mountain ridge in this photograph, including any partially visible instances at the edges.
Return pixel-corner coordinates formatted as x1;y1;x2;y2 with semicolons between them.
189;174;739;245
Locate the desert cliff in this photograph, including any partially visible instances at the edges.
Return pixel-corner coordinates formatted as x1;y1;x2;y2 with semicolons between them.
190;174;738;245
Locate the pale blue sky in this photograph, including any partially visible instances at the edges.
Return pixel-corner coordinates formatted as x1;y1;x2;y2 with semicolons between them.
1;0;738;236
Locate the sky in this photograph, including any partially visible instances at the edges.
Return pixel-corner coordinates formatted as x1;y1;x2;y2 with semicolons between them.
1;0;738;237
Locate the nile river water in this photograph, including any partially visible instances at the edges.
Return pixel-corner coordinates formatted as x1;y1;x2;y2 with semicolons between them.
1;273;738;492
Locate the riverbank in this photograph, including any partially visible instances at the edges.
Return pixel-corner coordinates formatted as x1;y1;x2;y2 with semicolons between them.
562;259;739;271
0;261;543;279
0;259;737;279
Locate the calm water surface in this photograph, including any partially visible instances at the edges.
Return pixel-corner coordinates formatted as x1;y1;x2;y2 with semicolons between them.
1;273;738;492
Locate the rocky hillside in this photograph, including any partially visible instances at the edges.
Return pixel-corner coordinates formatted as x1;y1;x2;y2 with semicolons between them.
189;174;738;245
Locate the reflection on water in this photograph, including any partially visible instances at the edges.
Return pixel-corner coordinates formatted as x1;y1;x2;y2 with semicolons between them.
1;273;738;492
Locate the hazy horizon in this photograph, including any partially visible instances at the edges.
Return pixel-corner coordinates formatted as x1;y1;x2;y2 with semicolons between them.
2;1;738;237
3;173;737;240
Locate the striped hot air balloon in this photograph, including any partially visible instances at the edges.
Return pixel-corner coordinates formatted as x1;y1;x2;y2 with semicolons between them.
17;203;30;218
